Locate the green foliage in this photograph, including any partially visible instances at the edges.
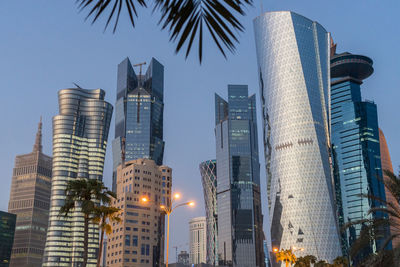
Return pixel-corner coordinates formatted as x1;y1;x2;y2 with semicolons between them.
342;170;400;266
59;178;115;267
75;0;253;62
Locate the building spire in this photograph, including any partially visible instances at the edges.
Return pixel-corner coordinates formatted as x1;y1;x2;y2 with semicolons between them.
33;116;43;153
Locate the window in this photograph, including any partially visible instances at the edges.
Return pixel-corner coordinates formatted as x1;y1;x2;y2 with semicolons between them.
141;245;146;255
126;227;131;230
146;244;150;255
133;235;138;246
125;235;130;246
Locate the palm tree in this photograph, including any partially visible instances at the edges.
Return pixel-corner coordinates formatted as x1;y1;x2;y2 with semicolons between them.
294;255;316;267
332;256;349;267
75;0;253;62
343;170;400;266
276;249;297;267
92;205;121;267
59;178;114;267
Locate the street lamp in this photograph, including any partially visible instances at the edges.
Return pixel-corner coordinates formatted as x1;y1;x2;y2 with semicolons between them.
141;193;195;267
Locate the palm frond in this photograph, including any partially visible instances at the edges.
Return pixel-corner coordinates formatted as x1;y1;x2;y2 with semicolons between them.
154;0;252;62
76;0;147;33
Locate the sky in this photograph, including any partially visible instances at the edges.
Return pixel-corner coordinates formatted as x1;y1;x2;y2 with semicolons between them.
1;0;399;262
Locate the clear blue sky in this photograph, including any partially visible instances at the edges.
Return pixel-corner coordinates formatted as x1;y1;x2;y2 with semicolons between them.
1;0;399;262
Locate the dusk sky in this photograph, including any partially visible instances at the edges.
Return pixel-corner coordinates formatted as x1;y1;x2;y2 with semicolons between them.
1;0;399;262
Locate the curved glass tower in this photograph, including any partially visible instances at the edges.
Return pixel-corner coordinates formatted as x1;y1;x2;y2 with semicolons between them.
199;160;218;265
43;88;113;266
254;11;341;261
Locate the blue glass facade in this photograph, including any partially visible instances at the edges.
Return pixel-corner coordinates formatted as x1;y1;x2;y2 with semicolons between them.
0;211;16;267
330;52;390;259
215;85;264;267
112;58;165;192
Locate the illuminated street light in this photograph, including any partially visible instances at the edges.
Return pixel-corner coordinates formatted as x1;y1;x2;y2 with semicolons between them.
141;192;195;267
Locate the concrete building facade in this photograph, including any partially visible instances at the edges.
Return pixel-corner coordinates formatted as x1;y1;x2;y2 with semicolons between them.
106;159;171;267
189;217;207;264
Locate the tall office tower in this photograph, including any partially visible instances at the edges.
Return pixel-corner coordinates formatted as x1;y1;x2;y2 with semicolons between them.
330;49;390;259
0;211;16;267
106;159;171;267
177;251;190;265
254;11;342;262
189;217;207;264
43;88;113;266
7;119;52;266
215;85;264;267
199;160;218;265
379;128;400;248
112;58;165;192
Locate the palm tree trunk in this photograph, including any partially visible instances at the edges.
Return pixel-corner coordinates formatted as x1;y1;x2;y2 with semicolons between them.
83;214;89;267
97;226;105;267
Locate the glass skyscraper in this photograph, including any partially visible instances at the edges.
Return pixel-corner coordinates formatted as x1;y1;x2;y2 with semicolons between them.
199;160;218;265
8;118;52;266
215;85;264;267
254;11;342;262
0;211;16;267
112;58;164;192
330;50;390;259
43;88;113;266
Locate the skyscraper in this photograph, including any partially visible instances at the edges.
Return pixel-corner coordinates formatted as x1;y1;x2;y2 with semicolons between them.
330;48;390;258
43;88;113;266
0;211;16;267
199;160;218;265
215;85;264;267
8;118;52;266
189;217;207;264
254;11;342;262
379;128;400;248
112;58;165;192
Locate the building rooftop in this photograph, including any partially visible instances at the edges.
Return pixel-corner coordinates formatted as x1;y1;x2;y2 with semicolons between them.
331;52;374;80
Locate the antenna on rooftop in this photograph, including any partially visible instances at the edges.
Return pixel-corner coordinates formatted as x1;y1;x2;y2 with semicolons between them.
133;62;146;86
73;82;83;89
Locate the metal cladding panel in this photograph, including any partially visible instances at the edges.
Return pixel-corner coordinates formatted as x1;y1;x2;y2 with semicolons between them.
199;160;218;265
254;11;341;263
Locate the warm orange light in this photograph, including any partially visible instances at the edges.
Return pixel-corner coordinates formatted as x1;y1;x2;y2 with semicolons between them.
300;248;304;251
273;248;279;253
188;201;195;207
141;197;148;202
174;193;181;199
160;205;166;209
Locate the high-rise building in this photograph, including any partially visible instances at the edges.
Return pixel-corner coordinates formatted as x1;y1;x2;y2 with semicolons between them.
0;211;16;267
254;11;342;262
43;88;113;266
215;85;264;267
106;158;171;267
189;217;207;264
379;128;400;248
199;160;218;265
112;58;165;192
178;250;190;265
330;49;390;259
7;118;52;266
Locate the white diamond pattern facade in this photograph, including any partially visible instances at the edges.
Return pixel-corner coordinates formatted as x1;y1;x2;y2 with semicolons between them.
254;11;341;262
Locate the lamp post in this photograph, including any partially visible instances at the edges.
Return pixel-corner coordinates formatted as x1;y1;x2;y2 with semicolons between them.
141;193;195;267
